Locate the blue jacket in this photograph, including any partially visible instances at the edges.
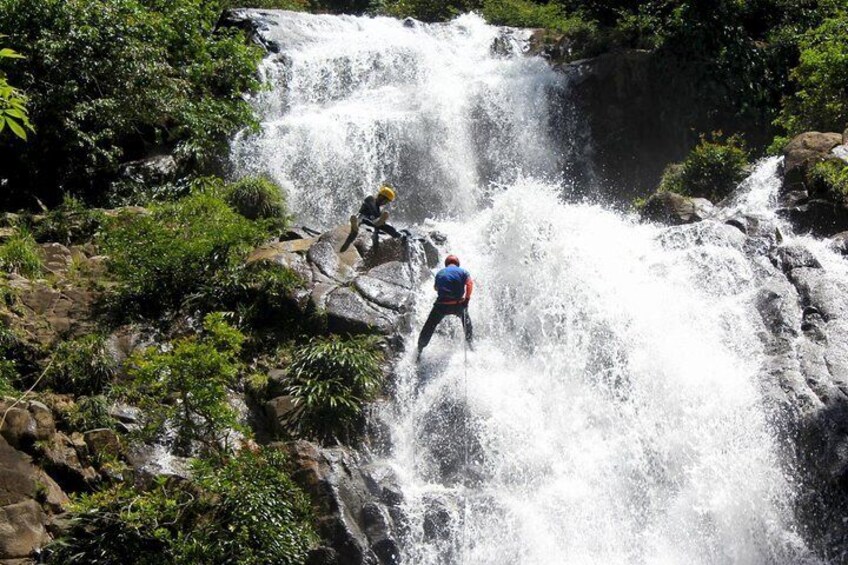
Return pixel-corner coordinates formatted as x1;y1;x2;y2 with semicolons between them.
435;265;473;303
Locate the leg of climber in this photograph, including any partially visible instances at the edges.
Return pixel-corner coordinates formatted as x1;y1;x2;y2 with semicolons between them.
417;304;448;359
460;304;473;349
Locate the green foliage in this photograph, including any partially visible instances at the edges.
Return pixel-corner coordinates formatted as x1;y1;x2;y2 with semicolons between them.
225;176;289;224
49;448;315;565
121;313;245;454
284;335;384;442
182;449;316;564
47;478;197;565
779;10;848;134
0;0;264;207
212;262;305;327
43;335;116;397
102;192;267;318
483;0;594;36
808;159;848;199
0;324;38;389
67;395;114;432
0;228;43;278
658;134;749;202
31;195;104;245
380;0;481;21
0;39;33;141
0;360;15;396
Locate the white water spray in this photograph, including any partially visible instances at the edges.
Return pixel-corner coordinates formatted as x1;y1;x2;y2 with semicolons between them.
232;11;831;564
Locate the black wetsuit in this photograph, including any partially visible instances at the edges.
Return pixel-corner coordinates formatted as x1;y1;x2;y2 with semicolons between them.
417;265;474;354
358;196;401;238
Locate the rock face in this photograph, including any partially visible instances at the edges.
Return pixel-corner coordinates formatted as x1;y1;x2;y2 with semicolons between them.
0;436;67;561
640;191;714;225
248;226;438;338
285;441;404;565
564;49;774;202
777;131;848;237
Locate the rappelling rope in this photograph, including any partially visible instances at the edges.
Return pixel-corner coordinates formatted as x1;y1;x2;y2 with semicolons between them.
460;311;470;564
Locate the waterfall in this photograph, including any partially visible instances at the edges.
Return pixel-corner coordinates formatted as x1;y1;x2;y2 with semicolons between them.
231;10;836;564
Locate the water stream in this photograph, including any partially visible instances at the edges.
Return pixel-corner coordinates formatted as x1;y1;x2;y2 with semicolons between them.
230;10;838;564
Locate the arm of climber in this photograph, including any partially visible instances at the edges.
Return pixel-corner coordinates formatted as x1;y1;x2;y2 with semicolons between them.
463;275;474;304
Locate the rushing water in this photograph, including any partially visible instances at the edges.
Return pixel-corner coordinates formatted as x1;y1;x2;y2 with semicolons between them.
231;10;836;564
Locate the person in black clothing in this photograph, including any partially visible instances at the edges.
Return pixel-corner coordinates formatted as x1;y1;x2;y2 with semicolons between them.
417;254;474;360
350;184;402;238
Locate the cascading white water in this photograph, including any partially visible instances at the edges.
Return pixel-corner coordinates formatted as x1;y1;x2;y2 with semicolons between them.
230;11;583;228
231;11;833;564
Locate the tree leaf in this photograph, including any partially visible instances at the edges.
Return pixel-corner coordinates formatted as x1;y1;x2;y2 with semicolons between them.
7;117;27;140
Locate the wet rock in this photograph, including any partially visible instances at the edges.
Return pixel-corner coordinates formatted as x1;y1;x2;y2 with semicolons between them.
266;368;289;398
829;231;848;255
640;191;714;225
265;396;297;437
36;433;98;493
782;132;843;191
306;547;339;565
354;276;412;312
83;429;121;462
325;287;395;335
0;436;67;511
769;244;821;274
118;155;178;186
422;495;453;541
778;198;848;237
0;500;48;560
0;401;55;451
309;226;363;283
286;441;403;565
108;403;141;426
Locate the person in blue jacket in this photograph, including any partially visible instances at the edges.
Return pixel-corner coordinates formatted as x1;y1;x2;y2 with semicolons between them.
417;254;474;359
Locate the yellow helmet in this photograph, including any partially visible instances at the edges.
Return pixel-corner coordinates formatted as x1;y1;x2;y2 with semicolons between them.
378;185;396;202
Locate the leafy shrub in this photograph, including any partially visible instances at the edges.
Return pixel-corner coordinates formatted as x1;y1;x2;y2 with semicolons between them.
808;159;848;199
379;0;481;21
483;0;594;36
0;324;39;388
658;134;749;202
102;192;267;318
67;395;113;432
0;360;15;396
284;335;384;442
211;262;306;328
182;449;316;564
0;40;33;141
48;448;315;565
47;478;196;565
225;176;289;224
779;11;848;134
31;195;104;245
43;335;116;397
121;313;245;455
0;228;42;277
0;0;264;208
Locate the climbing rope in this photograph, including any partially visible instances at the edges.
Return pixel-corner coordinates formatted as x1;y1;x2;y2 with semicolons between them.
460;311;470;564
